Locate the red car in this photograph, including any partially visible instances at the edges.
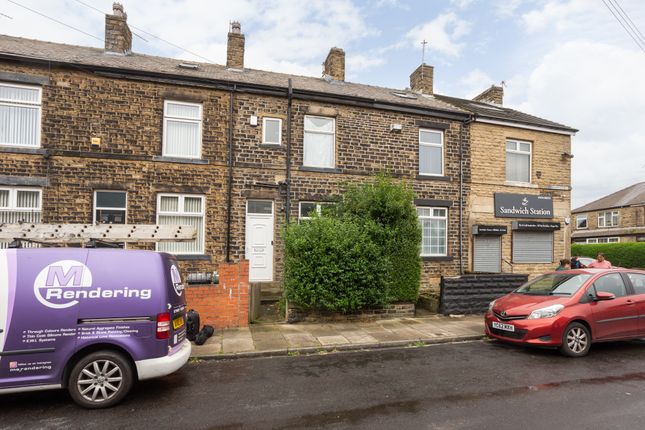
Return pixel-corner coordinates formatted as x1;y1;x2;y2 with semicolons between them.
485;268;645;357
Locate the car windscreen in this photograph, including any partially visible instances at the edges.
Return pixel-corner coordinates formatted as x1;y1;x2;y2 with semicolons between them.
515;274;592;296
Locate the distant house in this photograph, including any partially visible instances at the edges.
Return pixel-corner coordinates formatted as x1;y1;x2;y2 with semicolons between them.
572;182;645;244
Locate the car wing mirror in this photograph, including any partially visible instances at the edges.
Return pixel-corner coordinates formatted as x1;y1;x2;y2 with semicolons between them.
595;292;615;301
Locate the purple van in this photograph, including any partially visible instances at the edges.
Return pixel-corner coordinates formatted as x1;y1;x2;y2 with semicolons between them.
0;248;191;408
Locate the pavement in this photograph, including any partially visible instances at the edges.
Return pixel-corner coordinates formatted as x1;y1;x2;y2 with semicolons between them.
191;314;485;359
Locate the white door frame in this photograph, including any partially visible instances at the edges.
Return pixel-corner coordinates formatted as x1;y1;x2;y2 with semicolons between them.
245;200;274;282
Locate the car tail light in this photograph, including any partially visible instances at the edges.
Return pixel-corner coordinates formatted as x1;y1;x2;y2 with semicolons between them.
156;312;171;339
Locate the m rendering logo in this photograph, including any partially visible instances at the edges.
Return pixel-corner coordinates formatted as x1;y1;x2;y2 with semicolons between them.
170;265;184;297
34;260;93;309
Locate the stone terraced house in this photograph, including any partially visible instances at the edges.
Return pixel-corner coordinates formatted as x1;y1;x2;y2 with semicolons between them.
0;4;576;301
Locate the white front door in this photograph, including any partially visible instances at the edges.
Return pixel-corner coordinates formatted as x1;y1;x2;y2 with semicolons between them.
245;200;274;282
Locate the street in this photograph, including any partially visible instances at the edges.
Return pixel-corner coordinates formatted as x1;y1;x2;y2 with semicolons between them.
3;339;645;429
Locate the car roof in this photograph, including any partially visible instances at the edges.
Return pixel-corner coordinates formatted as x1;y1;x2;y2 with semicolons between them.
545;268;644;275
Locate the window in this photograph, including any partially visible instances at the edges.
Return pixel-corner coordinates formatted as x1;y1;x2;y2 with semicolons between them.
417;207;447;256
598;211;619;228
419;129;444;176
585;237;619;244
162;100;202;158
627;273;645;294
262;117;282;145
0;187;42;248
94;191;127;224
512;231;553;263
506;139;531;183
298;201;335;221
593;273;626;298
157;194;205;254
576;215;587;229
303;116;335;168
0;82;42;148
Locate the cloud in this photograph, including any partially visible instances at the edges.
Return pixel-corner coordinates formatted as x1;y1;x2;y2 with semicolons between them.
450;0;476;9
516;40;645;207
406;12;471;58
495;0;524;18
458;68;496;98
521;0;605;34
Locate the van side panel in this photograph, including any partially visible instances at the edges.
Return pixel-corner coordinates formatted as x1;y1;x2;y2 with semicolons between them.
0;249;84;389
76;250;168;362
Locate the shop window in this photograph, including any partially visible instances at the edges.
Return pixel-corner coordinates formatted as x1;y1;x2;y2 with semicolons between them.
512;231;553;263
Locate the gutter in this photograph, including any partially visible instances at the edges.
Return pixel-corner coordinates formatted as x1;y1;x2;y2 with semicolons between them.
459;115;475;275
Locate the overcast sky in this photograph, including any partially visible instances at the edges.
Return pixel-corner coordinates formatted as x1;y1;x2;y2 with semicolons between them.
1;0;644;208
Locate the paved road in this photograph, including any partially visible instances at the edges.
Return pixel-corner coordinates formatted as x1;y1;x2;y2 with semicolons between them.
3;339;645;429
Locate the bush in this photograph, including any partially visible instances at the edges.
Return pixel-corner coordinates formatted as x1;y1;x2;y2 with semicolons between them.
571;243;645;268
337;175;422;302
283;217;389;313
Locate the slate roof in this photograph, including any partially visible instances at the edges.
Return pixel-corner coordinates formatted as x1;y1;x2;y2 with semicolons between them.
573;182;645;213
0;34;576;132
0;34;464;115
434;94;578;133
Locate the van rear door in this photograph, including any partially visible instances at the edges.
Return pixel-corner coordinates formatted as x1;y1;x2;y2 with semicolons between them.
161;254;188;349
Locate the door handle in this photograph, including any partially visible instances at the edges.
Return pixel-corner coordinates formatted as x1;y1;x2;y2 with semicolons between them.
626;300;635;305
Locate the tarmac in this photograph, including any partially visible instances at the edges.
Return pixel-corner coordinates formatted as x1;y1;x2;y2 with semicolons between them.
190;314;485;359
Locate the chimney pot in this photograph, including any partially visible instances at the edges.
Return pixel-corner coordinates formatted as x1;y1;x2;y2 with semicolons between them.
323;47;345;82
472;85;504;105
227;21;245;69
410;63;434;95
105;3;132;54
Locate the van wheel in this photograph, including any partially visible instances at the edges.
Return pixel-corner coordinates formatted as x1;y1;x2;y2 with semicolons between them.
560;322;591;357
68;351;134;409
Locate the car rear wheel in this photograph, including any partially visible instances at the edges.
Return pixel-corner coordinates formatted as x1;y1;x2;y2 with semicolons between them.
68;351;134;409
560;322;591;357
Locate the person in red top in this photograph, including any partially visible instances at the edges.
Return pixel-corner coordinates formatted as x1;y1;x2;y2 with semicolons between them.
587;252;612;269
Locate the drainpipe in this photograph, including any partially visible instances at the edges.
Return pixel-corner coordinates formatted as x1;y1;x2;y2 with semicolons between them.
459;115;475;275
225;85;236;262
285;79;293;224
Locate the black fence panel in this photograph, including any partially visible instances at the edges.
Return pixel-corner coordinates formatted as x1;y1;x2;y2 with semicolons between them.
439;274;529;315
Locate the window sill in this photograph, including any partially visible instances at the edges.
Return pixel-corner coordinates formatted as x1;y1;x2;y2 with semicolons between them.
0;146;47;155
174;254;211;261
421;256;453;262
416;175;451;182
299;166;342;174
504;181;538;188
153;156;209;165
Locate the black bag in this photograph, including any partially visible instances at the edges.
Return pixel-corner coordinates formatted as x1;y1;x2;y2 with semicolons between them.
194;325;215;346
186;309;200;342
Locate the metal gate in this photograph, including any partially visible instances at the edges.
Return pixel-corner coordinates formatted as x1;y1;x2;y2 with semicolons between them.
512;231;553;263
473;236;501;273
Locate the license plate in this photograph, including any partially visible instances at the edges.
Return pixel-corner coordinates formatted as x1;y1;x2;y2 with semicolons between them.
172;316;185;330
492;321;515;332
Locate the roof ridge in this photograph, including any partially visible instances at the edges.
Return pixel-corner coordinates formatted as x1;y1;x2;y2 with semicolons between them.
573;182;645;212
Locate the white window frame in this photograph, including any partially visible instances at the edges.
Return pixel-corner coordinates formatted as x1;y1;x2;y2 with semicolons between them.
93;190;127;224
576;215;588;230
298;201;334;221
262;117;282;145
505;139;532;184
598;210;619;228
586;237;619;244
0;82;42;148
0;186;42;212
418;129;444;177
303;115;336;168
162;100;203;159
417;206;448;257
155;193;205;255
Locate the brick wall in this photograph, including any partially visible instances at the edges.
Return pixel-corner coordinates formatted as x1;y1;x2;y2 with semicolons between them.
184;260;249;328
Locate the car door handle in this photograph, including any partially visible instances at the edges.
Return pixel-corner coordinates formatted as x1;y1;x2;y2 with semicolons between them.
626;300;636;305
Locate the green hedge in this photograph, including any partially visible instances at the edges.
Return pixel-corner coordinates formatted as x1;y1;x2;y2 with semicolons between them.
571;243;645;268
337;176;421;302
283;217;389;313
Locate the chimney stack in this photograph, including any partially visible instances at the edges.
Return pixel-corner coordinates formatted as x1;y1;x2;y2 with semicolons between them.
472;85;504;105
323;47;345;81
105;2;132;54
226;21;245;70
410;63;434;94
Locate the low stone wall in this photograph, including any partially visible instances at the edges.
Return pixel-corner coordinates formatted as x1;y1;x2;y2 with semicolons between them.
287;303;415;323
439;273;529;315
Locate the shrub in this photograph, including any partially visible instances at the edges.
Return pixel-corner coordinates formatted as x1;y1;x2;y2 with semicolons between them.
283;217;389;313
336;175;422;302
571;242;645;268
